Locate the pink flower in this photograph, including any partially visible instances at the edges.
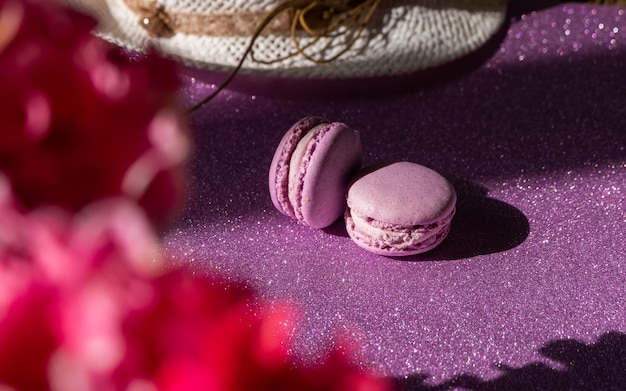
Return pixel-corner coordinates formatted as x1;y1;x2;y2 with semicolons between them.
115;273;392;391
0;3;391;390
0;0;189;225
0;196;390;390
0;282;60;391
0;194;164;390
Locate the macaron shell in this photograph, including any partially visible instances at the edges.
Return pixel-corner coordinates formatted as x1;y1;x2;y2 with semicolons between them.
268;116;328;218
346;162;456;226
296;123;362;228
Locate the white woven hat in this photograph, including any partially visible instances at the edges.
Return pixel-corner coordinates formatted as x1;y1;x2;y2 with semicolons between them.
64;0;507;79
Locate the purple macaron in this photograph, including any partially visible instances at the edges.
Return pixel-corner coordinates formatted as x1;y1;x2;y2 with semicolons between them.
345;162;456;256
269;117;362;228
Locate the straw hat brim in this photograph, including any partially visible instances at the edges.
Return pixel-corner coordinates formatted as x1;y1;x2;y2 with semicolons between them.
65;0;507;79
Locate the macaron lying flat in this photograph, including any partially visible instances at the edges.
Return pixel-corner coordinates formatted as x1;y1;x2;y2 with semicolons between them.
269;117;362;228
345;162;456;256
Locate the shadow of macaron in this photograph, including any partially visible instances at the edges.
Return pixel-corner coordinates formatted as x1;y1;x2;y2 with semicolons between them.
399;179;529;262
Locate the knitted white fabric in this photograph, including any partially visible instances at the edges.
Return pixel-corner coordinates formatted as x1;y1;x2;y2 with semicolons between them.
64;0;507;78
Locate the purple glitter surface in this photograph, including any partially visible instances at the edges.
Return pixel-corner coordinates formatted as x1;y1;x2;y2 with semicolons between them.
164;3;626;389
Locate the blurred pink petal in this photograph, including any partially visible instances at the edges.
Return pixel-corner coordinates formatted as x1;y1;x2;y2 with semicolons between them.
112;272;392;391
0;194;164;390
23;90;51;139
0;282;59;391
0;5;390;390
0;0;189;225
0;0;22;53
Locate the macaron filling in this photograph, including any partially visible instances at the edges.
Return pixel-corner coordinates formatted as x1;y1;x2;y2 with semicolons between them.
273;135;303;218
288;124;328;221
345;208;455;253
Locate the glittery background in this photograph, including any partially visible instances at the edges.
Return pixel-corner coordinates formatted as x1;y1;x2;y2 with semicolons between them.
164;3;626;389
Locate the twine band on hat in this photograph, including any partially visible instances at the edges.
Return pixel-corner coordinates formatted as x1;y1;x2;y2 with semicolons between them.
251;0;382;65
127;0;510;39
181;0;382;112
125;0;294;37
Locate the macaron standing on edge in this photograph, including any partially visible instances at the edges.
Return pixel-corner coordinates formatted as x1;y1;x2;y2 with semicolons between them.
269;117;362;228
345;162;457;256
